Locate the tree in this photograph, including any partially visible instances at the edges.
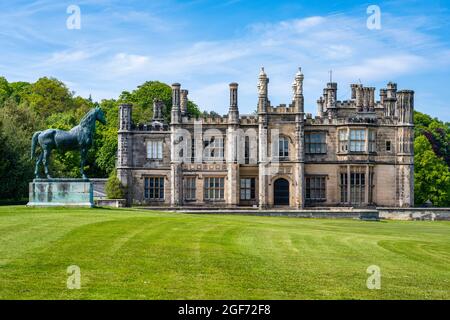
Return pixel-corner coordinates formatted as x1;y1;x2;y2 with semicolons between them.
0;121;25;199
95;99;119;175
105;170;125;199
0;103;41;199
9;81;32;104
119;81;202;123
27;77;74;118
119;81;172;123
1;77;201;200
414;111;450;166
0;77;12;105
414;135;450;206
187;100;201;118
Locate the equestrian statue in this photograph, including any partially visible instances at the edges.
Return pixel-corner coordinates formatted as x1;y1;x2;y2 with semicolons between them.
31;106;106;180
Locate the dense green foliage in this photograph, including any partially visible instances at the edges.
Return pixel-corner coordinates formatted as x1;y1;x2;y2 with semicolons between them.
414;111;450;206
0;77;200;200
0;206;449;299
119;81;201;123
105;170;125;199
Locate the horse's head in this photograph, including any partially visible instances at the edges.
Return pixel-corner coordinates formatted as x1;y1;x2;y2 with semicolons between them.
95;107;107;125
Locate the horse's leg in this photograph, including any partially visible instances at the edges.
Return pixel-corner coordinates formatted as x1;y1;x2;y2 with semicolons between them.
34;153;43;179
43;148;52;179
80;148;87;179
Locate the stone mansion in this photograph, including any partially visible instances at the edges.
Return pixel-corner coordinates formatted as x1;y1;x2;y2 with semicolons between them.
117;68;414;208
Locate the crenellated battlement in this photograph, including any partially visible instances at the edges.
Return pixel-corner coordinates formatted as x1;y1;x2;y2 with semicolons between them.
267;103;297;113
316;81;414;125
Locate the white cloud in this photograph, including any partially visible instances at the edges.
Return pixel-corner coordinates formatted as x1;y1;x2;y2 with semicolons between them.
47;50;91;64
110;53;150;73
336;54;428;81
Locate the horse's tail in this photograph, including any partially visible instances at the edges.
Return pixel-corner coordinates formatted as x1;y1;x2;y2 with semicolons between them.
31;131;41;159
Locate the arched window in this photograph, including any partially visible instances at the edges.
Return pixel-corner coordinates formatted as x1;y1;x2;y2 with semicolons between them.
278;137;289;158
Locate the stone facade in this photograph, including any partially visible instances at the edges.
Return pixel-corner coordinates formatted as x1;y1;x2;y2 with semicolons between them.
117;68;414;208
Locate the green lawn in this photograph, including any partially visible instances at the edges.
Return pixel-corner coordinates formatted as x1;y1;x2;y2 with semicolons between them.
0;206;449;299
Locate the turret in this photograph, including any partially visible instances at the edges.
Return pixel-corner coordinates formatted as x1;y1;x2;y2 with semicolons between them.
385;82;397;118
257;67;269;113
119;103;132;131
117;103;133;205
325;82;337;109
397;90;414;124
292;67;304;114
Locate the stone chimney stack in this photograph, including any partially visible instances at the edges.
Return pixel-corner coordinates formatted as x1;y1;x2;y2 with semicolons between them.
385;82;398;118
355;84;364;111
228;82;239;124
380;89;387;105
152;99;164;121
322;89;328;113
387;82;397;99
363;87;370;112
317;97;325;117
180;89;188;116
171;83;181;124
350;84;359;100
368;87;376;111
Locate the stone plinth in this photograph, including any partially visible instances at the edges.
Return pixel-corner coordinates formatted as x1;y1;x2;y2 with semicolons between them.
27;179;94;207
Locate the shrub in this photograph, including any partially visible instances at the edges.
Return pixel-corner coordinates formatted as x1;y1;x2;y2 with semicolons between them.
105;170;125;199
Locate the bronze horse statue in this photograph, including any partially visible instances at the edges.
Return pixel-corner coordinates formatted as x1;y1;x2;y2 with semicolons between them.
31;107;106;179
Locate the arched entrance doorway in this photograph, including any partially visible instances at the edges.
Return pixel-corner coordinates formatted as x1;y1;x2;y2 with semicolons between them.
274;178;289;206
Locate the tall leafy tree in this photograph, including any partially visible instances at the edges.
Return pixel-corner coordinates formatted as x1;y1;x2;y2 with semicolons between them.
95;99;120;175
119;81;201;123
414;135;450;206
0;101;42;199
0;77;12;105
27;77;75;118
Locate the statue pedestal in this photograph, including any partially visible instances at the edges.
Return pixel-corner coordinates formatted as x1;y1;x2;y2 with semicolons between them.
27;179;94;207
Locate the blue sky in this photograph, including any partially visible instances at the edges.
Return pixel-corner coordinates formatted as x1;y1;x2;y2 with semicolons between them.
0;0;449;120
